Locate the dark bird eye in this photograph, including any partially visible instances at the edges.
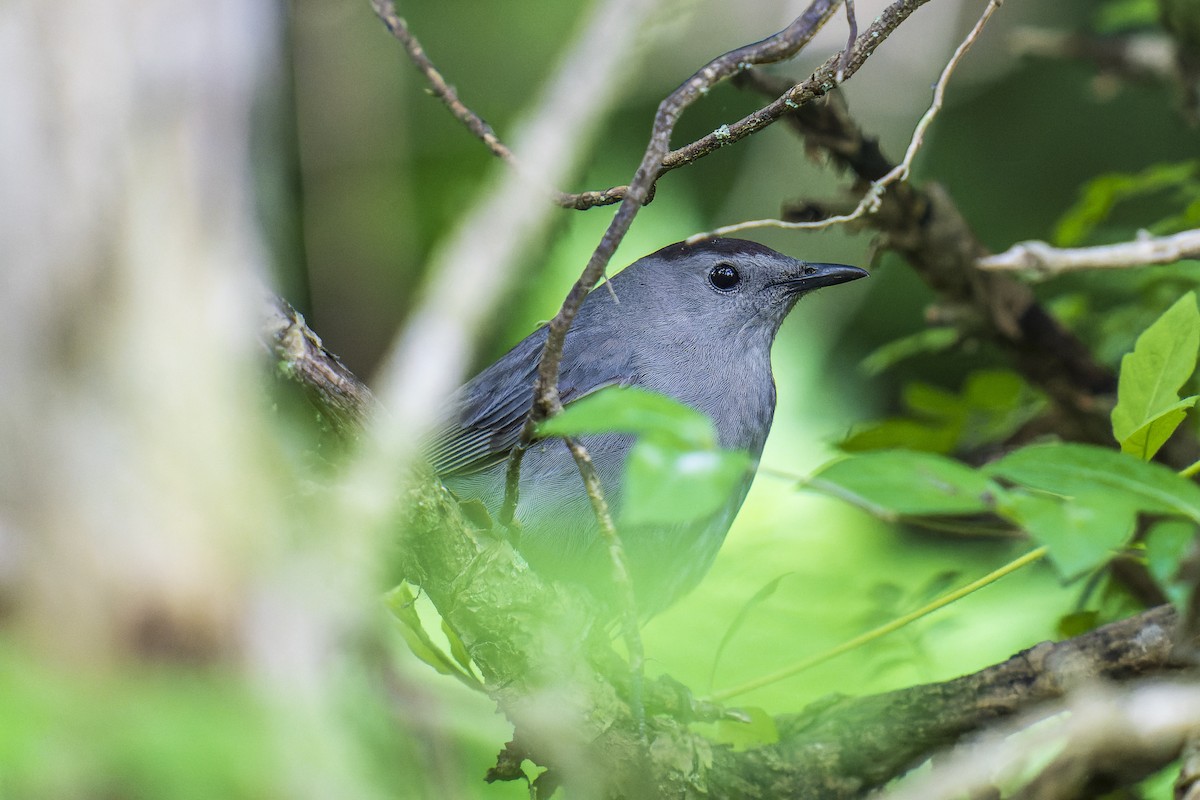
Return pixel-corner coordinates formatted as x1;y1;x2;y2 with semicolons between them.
708;263;740;291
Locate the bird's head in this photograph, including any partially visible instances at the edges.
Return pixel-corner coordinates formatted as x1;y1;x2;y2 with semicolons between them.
605;237;868;345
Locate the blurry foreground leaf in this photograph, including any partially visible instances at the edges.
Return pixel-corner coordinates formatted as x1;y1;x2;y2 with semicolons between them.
539;385;716;448
621;442;751;526
1111;291;1200;460
538;385;751;526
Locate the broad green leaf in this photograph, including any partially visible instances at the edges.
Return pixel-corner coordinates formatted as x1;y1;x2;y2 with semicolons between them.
805;450;1004;519
984;442;1200;523
1112;291;1200;459
1118;398;1199;461
620;440;751;526
538;385;715;449
996;490;1136;578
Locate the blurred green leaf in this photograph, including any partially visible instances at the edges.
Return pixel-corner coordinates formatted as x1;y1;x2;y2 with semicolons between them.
984;442;1200;522
621;441;751;526
1144;518;1199;604
538;385;716;449
1054;161;1200;246
841;370;1043;455
1094;0;1159;32
1057;609;1100;638
806;450;1004;519
996;489;1136;577
1112;291;1200;459
441;618;479;678
840;418;960;454
860;327;960;376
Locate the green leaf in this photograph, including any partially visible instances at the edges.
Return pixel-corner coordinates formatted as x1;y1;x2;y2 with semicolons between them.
996;489;1136;577
984;442;1200;523
385;584;483;690
620;440;751;526
441;618;478;678
805;450;1004;519
1144;518;1199;605
1118;398;1199;461
1055;161;1200;246
1112;291;1200;459
538;385;715;449
712;706;779;750
840;418;959;454
860;327;960;376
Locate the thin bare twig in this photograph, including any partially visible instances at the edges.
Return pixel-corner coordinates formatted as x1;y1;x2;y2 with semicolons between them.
978;228;1200;274
369;0;645;211
690;0;1004;242
370;1;515;164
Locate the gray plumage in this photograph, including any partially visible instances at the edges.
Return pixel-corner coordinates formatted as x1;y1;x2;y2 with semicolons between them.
427;238;867;614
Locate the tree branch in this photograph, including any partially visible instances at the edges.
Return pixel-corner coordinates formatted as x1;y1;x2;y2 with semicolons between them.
261;292;376;436
978;227;1200;274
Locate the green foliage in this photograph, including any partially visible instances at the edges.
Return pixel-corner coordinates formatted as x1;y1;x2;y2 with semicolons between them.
386;583;483;691
1111;291;1200;459
1054;161;1200;246
986;443;1200;575
807;450;1003;519
807;442;1200;581
859;327;961;376
1094;0;1160;32
1145;518;1198;603
539;385;717;449
841;370;1043;455
539;386;751;526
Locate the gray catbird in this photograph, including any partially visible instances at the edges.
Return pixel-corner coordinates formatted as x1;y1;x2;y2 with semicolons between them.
426;238;867;614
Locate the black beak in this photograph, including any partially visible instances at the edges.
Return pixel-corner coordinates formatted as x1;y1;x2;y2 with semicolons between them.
786;262;869;293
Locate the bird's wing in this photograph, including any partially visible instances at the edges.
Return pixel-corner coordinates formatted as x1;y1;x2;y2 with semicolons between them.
425;327;638;477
